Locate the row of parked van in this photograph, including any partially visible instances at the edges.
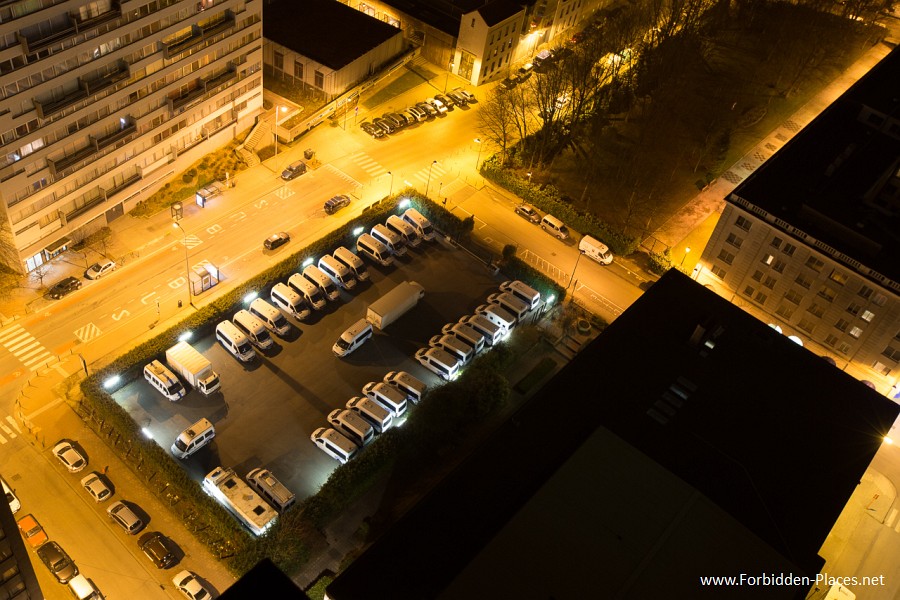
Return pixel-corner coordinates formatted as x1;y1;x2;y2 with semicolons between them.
311;370;427;463
415;280;542;381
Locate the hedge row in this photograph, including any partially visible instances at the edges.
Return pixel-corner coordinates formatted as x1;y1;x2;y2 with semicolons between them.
498;254;567;305
480;158;640;256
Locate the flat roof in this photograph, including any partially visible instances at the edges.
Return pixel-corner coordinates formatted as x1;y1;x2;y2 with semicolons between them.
730;46;900;284
327;270;898;599
379;0;485;36
477;0;522;26
263;0;402;71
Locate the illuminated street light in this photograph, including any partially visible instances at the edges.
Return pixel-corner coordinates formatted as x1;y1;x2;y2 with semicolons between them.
353;226;365;236
302;257;314;267
425;160;438;198
243;291;258;304
474;138;483;170
103;375;121;390
178;331;193;342
680;246;691;266
172;221;194;308
399;198;411;209
387;170;394;197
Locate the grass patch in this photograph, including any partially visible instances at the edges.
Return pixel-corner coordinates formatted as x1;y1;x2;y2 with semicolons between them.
513;357;557;394
305;574;333;600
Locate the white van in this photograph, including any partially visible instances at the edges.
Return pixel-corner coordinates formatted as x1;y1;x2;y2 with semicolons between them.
246;468;296;513
402;207;435;241
288;273;326;310
441;322;485;353
171;418;215;458
362;381;408;417
270;282;310;321
143;360;185;401
415;347;461;381
383;371;427;405
346;396;393;433
487;292;529;323
67;574;102;600
499;280;541;310
357;233;395;266
216;320;257;362
303;265;340;301
476;303;516;333
459;314;504;346
233;309;274;350
371;224;407;256
249;298;291;337
386;215;421;247
333;246;369;281
311;427;358;464
579;235;614;265
333;319;373;357
429;334;474;365
318;255;356;290
540;214;569;239
328;409;375;446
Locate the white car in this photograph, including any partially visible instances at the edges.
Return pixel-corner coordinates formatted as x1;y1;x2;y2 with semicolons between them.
53;441;87;473
173;570;212;600
2;477;20;514
85;259;116;280
425;97;448;115
80;472;112;502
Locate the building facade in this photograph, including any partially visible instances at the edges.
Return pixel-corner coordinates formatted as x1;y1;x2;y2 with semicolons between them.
0;0;263;273
455;0;523;84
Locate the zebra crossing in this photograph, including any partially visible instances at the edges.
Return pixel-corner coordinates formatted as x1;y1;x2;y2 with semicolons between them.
413;162;449;185
321;164;361;188
0;324;53;371
0;415;20;445
350;152;387;178
883;508;900;535
178;234;203;249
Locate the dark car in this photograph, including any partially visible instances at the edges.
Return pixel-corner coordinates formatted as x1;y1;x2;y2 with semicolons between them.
500;77;517;90
139;532;176;569
516;62;534;82
359;122;384;138
37;541;79;583
434;93;454;109
416;102;438;117
373;117;395;134
515;204;541;223
384;113;408;128
324;195;351;215
446;91;468;107
48;276;82;299
264;232;290;251
280;160;306;180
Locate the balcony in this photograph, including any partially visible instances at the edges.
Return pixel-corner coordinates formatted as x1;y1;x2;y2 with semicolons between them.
47;144;97;177
102;172;141;198
18;21;76;55
160;11;235;59
34;62;129;119
168;83;205;113
82;62;130;95
203;67;236;92
72;3;122;33
94;119;136;150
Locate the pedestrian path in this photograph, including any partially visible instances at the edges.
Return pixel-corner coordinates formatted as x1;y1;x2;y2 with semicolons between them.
0;414;20;444
0;324;54;371
350;151;387;178
320;163;361;188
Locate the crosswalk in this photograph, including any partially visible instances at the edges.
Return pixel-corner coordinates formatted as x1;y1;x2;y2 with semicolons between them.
0;324;53;371
412;162;450;187
350;152;387;178
883;508;900;535
321;164;361;188
0;415;20;445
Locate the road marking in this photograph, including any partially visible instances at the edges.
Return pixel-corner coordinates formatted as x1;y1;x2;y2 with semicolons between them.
321;164;361;187
111;309;130;321
273;187;295;200
168;276;186;289
254;199;268;209
414;163;447;183
887;508;898;528
6;416;20;434
230;211;246;221
74;322;102;343
140;292;157;304
178;234;203;249
207;223;223;235
0;422;14;439
0;324;53;371
351;152;387;177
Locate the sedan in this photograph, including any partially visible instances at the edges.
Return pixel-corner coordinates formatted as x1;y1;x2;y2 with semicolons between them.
53;441;86;473
324;195;351;215
48;276;82;299
515;204;541;223
263;232;290;251
416;102;437;117
139;532;176;569
173;570;212;600
84;259;116;280
373;117;395;134
359;121;384;138
80;472;112;502
17;514;48;548
434;94;455;109
37;541;78;583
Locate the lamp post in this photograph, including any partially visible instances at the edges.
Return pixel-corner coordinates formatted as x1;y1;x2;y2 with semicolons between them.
172;221;194;308
680;246;691;267
274;105;287;163
566;250;585;292
387;170;394;197
526;171;532;184
474;138;483;170
425;160;437;198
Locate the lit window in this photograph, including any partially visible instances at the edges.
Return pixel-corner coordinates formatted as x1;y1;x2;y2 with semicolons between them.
761;254;774;265
848;326;863;339
860;310;874;322
828;270;848;285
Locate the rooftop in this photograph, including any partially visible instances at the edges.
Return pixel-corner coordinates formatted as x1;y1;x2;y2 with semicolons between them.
730;46;900;285
327;270;898;599
477;0;523;26
379;0;485;36
263;0;402;71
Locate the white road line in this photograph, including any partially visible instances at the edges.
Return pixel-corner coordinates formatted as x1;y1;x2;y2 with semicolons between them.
0;432;6;444
6;416;20;433
8;338;38;353
0;326;25;342
0;423;14;438
18;346;48;362
4;333;32;349
886;508;898;528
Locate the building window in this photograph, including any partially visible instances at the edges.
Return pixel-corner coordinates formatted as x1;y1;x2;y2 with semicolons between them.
771;237;783;249
763;275;777;289
314;70;324;88
882;345;900;362
846;302;861;316
274;51;284;70
783;243;796;256
743;285;754;297
751;270;763;282
818;285;836;302
835;319;850;332
848;326;863;339
711;265;727;279
872;292;887;306
795;273;812;289
294;60;303;79
858;284;873;299
726;233;743;249
825;334;839;347
776;304;795;319
837;342;852;355
828;269;848;285
753;291;768;304
805;256;824;271
761;253;774;265
717;249;735;265
798;318;816;334
860;310;875;322
784;289;803;304
772;259;786;273
735;215;752;231
471;18;475;27
872;361;891;376
807;303;824;318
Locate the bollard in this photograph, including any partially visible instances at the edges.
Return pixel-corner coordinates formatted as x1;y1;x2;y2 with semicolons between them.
178;300;183;308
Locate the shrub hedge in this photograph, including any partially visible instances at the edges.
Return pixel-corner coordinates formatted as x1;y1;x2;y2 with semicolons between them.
498;253;566;305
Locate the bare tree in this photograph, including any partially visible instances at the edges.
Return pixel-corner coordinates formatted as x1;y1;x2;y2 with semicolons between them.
30;263;50;288
476;89;519;166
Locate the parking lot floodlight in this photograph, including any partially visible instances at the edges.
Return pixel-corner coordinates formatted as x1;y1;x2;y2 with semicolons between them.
546;294;557;306
103;375;121;390
399;198;411;209
141;427;153;439
243;291;258;304
302;257;314;267
353;226;365;236
177;331;193;342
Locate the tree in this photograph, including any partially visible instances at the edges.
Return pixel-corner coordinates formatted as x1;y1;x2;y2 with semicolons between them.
476;88;518;166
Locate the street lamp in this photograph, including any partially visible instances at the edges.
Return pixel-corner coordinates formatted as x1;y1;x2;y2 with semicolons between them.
425;160;438;198
172;221;194;308
387;170;394;197
474;138;483;170
526;171;532;184
680;246;692;266
274;105;288;162
566;250;585;292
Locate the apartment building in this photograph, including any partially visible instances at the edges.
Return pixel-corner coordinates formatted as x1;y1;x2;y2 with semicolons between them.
696;47;900;396
0;0;263;273
455;0;523;84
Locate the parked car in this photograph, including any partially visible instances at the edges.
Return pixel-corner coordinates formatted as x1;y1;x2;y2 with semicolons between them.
17;514;48;548
84;260;116;280
453;87;476;102
373;117;395;134
516;62;534;82
416;101;438;116
425;98;448;115
324;195;351;215
173;570;212;600
500;77;517;90
53;441;86;472
280;160;307;180
359;121;384;138
446;91;468;106
382;112;405;129
107;500;144;534
80;472;112;502
263;232;290;251
434;93;455;109
139;532;176;568
48;277;82;299
37;541;79;583
407;105;427;122
2;477;20;514
515;204;541;223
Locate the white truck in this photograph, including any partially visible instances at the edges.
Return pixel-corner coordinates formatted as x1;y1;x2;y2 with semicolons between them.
366;281;425;330
203;467;277;537
165;341;220;395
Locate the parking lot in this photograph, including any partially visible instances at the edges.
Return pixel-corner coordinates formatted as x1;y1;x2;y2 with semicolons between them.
113;239;503;500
